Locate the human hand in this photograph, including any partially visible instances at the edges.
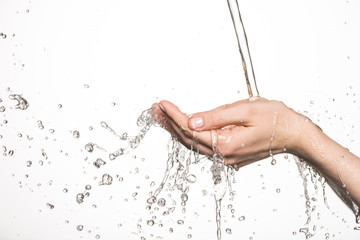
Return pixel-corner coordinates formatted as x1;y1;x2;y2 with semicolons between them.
154;98;311;169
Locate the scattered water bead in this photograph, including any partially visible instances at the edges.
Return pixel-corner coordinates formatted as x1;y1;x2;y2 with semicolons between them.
1;32;7;39
186;174;197;183
95;234;100;239
181;193;188;203
83;84;89;88
77;225;84;231
65;220;69;224
0;106;5;112
26;161;32;167
9;94;29;110
271;158;276;165
99;174;113;186
37;120;44;130
49;129;55;133
93;158;106;168
76;193;85;204
187;234;192;238
63;188;68;193
72;130;80;139
147;220;155;226
132;192;138;197
46;203;54;209
85;185;91;190
238;216;245;221
109;148;125;160
119;177;124;182
147;196;157;204
169;228;174;233
17;133;22;138
38;160;44;166
225;228;232;234
57;104;62;108
85;142;95;152
177;220;184;225
8;150;14;156
276;188;281;193
157;198;166;207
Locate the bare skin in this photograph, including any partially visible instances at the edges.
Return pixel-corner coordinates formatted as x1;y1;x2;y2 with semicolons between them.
153;98;360;207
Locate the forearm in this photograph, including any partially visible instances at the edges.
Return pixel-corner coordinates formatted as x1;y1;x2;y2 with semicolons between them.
292;120;360;207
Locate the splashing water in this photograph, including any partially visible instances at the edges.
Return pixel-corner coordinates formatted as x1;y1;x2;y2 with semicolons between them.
9;94;29;110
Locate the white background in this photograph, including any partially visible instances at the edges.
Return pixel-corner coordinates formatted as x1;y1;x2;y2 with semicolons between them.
0;0;360;239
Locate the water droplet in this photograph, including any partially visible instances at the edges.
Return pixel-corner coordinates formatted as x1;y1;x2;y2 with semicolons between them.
37;120;44;130
26;161;32;167
177;220;184;225
225;228;232;234
49;129;55;133
187;234;192;238
100;121;108;128
271;158;276;165
8;150;14;156
238;216;245;221
169;228;173;233
76;193;85;204
132;192;138;197
147;220;154;226
9;94;29;110
72;130;80;139
186;174;197;183
181;193;188;203
93;158;106;168
0;32;7;39
85;185;91;190
157;198;166;207
83;84;89;88
109;148;125;160
147;196;157;204
85;142;94;152
63;188;68;193
276;188;281;193
46;203;54;209
119;177;124;182
354;226;360;230
99;174;113;186
95;234;100;239
76;225;84;231
0;106;5;112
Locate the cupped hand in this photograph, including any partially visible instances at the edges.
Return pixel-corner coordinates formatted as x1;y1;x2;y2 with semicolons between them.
153;98;308;169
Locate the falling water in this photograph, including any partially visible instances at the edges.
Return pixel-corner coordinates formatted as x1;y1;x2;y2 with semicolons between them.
226;0;260;99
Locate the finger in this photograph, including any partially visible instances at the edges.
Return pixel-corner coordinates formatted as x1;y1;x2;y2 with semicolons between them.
166;115;214;156
187;99;255;131
159;100;213;148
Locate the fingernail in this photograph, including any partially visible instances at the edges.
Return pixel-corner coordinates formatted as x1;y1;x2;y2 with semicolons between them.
189;116;204;129
159;103;166;113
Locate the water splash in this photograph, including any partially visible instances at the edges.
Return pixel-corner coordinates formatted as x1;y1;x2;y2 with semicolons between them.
9;94;29;110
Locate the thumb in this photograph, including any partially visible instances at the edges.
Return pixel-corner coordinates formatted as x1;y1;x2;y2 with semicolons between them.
188;102;251;131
